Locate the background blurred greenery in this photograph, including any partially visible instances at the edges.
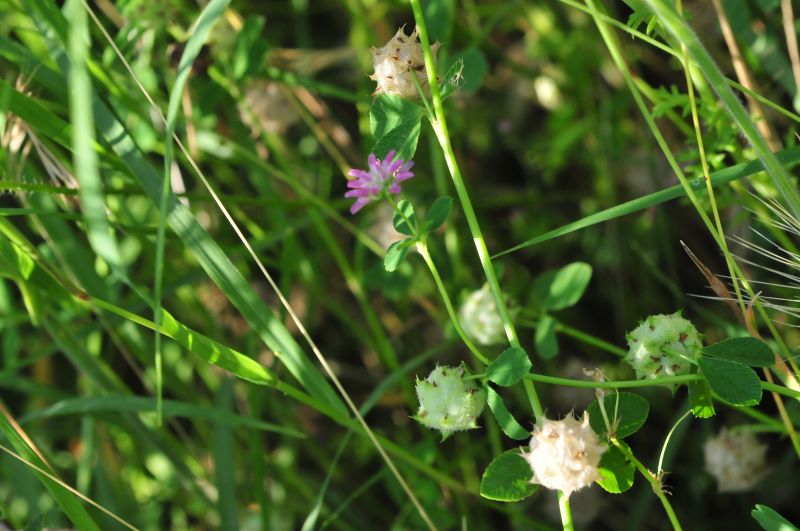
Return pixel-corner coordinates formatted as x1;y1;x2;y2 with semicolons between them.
1;0;800;529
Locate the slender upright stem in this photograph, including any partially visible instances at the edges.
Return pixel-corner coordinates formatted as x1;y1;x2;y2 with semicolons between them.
612;439;683;531
409;0;544;421
417;243;490;365
557;491;574;531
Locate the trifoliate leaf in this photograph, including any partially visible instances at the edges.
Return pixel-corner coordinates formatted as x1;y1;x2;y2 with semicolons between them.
597;443;635;493
702;337;773;367
587;392;649;439
530;262;592;311
384;239;412;272
752;504;800;531
486;386;530;440
535;314;559;359
698;357;762;406
480;449;538;502
424;196;452;232
370;94;422;162
486;347;531;387
688;380;715;418
392;200;416;236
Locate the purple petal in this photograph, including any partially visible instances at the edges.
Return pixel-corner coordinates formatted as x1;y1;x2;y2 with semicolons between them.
345;189;371;198
388;183;402;194
385;158;403;176
350;197;372;214
348;169;371;180
347;179;372;189
382;151;398;175
368;154;381;174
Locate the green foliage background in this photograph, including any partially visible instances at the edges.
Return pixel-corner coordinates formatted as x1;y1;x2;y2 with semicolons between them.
0;0;800;529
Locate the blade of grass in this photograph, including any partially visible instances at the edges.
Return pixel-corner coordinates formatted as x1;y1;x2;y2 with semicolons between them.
154;0;231;425
494;146;800;257
212;378;239;531
19;394;303;438
0;402;103;530
64;0;121;274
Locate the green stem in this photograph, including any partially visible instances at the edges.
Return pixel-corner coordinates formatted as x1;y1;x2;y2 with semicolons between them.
762;381;800;400
612;439;683;531
554;321;628;358
525;373;701;388
416;242;490;365
678;8;746;316
557;491;574;531
409;0;544;422
657;409;692;474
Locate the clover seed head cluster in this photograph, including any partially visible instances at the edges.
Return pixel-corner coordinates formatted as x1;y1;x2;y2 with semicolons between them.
625;312;702;381
703;428;768;492
369;26;440;98
459;284;506;346
522;413;606;499
414;365;486;440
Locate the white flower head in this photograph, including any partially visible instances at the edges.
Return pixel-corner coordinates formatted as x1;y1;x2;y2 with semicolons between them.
523;412;606;498
703;428;768;492
625;311;703;381
459;284;506;346
369;26;440;99
414;364;486;441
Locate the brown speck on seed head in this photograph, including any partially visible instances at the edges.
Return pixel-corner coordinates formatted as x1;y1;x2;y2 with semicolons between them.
679;332;688;343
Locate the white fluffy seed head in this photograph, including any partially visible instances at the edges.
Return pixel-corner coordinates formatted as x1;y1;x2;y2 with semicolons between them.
414;364;486;441
459;284;506;346
625;311;703;381
369;26;440;98
703;428;768;492
522;413;606;499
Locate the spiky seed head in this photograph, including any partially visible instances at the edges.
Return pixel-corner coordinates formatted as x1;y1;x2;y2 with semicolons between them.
522;412;606;499
624;311;702;382
414;364;486;440
369;26;440;99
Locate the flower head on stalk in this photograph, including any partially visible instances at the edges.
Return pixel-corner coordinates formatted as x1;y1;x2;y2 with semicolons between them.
346;150;414;214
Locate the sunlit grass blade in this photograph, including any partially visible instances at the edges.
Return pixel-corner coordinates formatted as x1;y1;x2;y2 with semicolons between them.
65;0;121;271
89;296;276;386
